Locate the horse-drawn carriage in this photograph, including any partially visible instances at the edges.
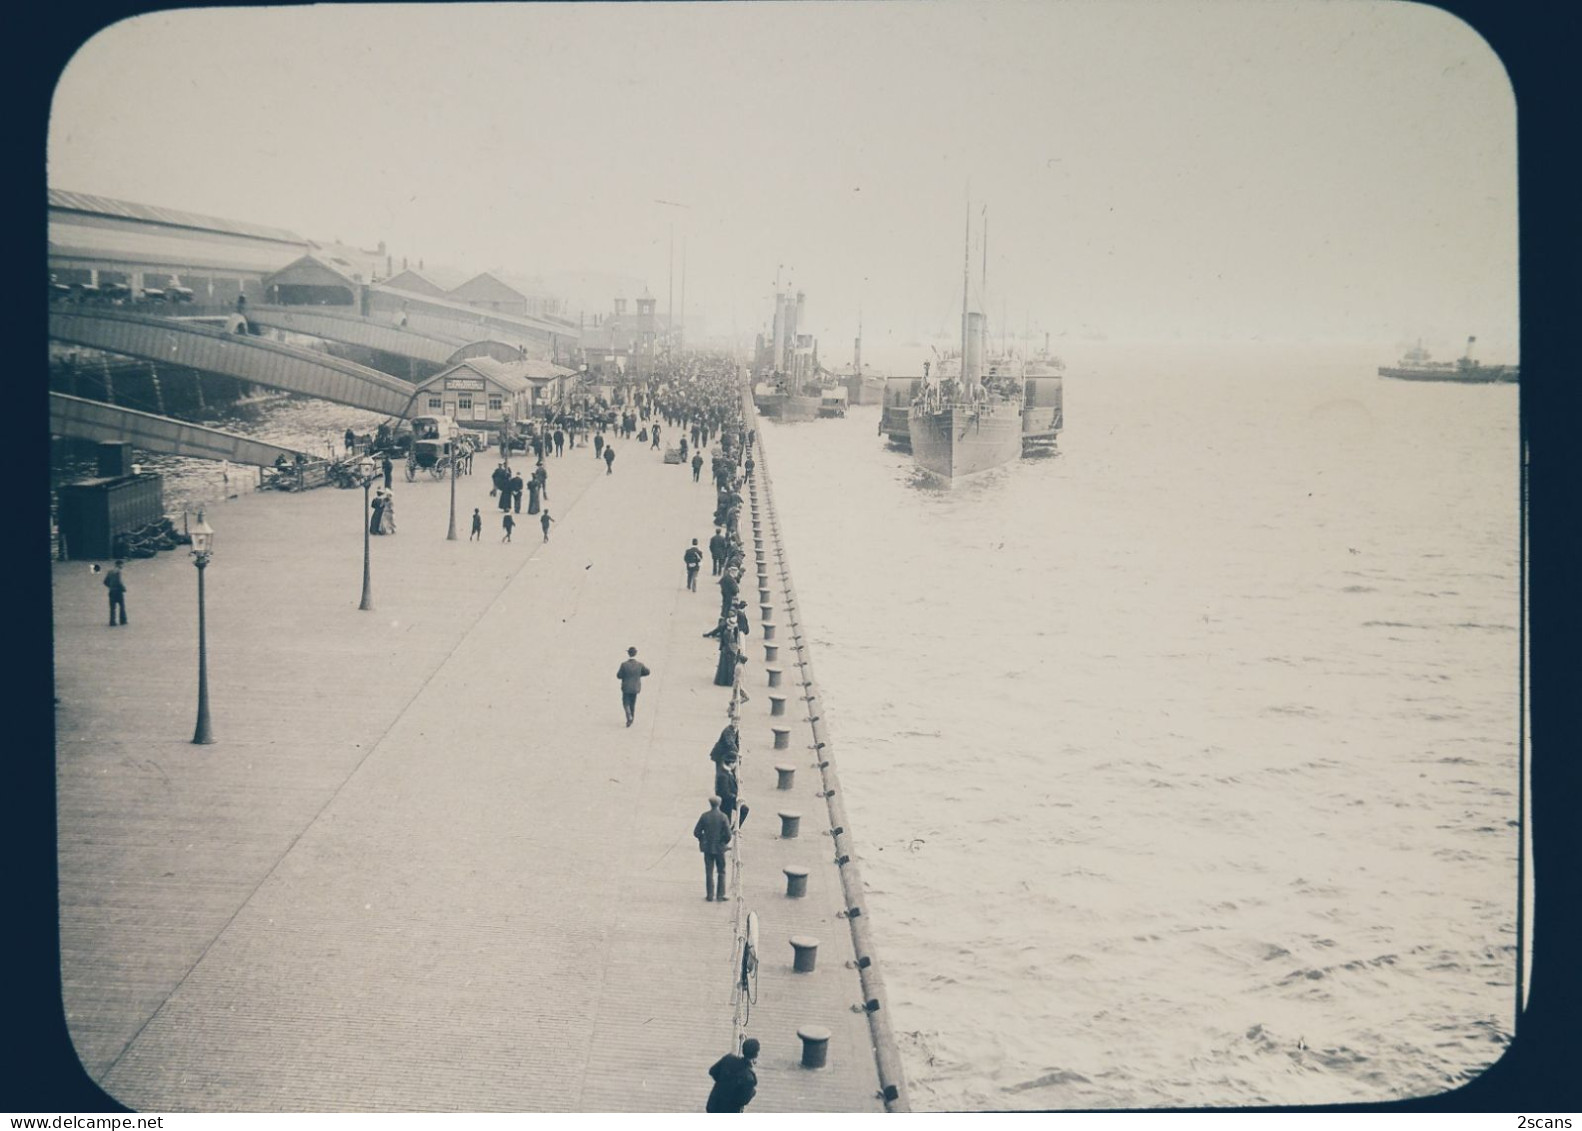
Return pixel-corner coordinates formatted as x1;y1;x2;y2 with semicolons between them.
406;415;475;480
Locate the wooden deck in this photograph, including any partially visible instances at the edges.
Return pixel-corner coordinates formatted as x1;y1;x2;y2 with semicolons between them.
51;426;886;1113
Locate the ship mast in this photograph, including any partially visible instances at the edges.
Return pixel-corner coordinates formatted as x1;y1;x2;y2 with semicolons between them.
960;196;971;391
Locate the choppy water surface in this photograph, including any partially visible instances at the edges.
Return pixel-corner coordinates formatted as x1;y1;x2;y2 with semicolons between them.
757;343;1520;1109
51;395;392;519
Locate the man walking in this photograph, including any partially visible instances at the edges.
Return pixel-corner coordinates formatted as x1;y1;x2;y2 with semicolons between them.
509;469;524;514
554;428;565;457
104;558;128;626
616;646;650;727
694;796;732;902
540;510;555;542
705;1038;759;1111
501;511;515;542
595;432;605;460
603;445;616;475
381;453;394;490
708;527;728;576
692;451;704;482
684;538;703;592
469;507;482;541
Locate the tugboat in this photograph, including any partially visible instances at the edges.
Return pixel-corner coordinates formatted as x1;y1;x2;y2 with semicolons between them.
906;209;1024;479
1379;337;1518;383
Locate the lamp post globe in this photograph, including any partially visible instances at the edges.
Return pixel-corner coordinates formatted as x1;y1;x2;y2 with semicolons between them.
190;510;215;745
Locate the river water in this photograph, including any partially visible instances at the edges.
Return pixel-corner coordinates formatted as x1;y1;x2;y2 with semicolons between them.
52;346;1521;1109
754;342;1521;1109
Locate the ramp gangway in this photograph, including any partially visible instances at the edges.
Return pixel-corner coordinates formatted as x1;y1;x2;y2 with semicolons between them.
50;392;314;466
49;309;422;418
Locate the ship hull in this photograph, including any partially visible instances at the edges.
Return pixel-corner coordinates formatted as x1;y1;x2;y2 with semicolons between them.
1378;365;1517;384
844;373;886;405
757;393;822;421
908;401;1023;479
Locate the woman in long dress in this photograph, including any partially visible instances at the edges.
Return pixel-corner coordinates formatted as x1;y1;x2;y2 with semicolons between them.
369;492;385;535
378;492;396;535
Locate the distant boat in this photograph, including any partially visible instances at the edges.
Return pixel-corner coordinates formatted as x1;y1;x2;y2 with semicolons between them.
1020;335;1064;451
751;281;824;420
839;316;885;405
1379;337;1517;384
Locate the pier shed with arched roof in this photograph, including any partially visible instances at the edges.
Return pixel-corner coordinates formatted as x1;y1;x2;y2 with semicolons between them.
263;254;363;308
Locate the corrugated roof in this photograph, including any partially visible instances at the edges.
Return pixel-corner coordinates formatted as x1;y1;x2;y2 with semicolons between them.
450;272;527;303
263;254;361;288
48;188;307;245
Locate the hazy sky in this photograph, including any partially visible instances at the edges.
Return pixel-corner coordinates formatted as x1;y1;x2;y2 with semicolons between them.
48;1;1518;354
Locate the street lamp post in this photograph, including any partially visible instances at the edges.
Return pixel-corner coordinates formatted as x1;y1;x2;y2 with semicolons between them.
190;510;215;745
357;455;375;611
446;434;459;541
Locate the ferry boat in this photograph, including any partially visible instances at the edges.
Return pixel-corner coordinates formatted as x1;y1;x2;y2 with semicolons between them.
1379;337;1517;384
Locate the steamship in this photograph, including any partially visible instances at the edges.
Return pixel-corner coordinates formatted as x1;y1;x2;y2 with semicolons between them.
751;286;823;420
1378;337;1518;384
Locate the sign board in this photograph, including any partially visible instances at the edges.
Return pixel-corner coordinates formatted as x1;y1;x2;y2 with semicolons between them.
445;377;487;392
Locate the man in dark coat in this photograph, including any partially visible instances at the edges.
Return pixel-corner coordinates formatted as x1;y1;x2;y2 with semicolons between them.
708;528;728;576
714;756;739;825
604;445;616;475
381;454;393;490
616;646;650;726
684;539;704;592
693;796;732;902
705;1038;759;1111
692;451;704;482
104;558;128;626
508;471;525;514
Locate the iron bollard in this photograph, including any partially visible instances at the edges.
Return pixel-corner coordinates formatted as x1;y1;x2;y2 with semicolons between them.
763;622;777;641
775;763;796;789
769;694;786;716
797;1025;831;1068
778;810;801;837
783;864;809;897
760;604;774;622
764;643;779;663
790;936;819;973
759;587;772;604
767;666;783;688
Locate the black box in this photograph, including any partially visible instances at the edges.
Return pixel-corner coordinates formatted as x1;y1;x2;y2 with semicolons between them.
57;474;165;561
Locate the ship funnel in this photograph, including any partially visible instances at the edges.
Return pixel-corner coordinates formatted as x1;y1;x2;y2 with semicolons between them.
771;293;787;371
964;312;986;383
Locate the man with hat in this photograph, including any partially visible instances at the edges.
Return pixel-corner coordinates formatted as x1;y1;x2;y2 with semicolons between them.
693;795;733;902
705;1038;759;1112
104;559;128;626
616;646;651;727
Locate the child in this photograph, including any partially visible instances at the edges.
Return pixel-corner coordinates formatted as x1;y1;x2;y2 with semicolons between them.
540;510;554;542
470;507;482;541
502;512;515;542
